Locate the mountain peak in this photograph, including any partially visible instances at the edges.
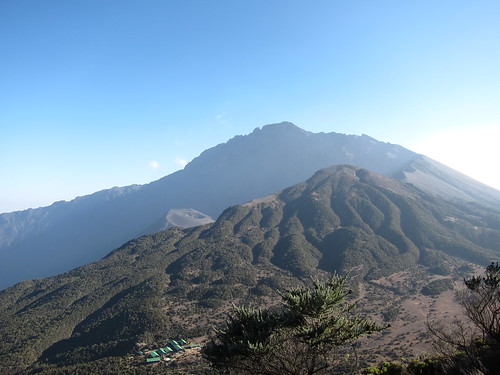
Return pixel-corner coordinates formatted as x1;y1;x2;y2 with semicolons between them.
252;121;311;135
1;123;499;289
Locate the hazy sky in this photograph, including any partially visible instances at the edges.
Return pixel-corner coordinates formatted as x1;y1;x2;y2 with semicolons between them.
1;1;499;213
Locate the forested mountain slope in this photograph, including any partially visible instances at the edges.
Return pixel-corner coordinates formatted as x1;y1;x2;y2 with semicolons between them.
1;165;499;374
2;123;499;289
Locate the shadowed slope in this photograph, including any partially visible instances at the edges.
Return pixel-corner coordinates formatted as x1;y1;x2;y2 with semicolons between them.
2;123;499;289
1;165;498;373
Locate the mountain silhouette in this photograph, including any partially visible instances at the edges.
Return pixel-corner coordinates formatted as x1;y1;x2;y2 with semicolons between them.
1;122;499;289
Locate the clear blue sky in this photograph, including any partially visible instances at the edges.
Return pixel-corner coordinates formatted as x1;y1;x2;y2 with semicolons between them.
1;0;500;213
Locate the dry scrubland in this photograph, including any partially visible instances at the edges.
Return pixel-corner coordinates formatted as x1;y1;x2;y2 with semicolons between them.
152;263;478;371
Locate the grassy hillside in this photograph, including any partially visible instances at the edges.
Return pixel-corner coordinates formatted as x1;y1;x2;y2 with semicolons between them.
0;165;498;374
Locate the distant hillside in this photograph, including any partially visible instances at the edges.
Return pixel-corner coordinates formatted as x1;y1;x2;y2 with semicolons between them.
1;122;499;289
398;155;500;207
1;165;499;374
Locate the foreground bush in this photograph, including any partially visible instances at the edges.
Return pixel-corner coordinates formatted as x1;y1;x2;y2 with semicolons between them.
203;275;385;375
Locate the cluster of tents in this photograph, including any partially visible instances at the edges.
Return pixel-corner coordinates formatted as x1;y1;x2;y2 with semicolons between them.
143;339;200;363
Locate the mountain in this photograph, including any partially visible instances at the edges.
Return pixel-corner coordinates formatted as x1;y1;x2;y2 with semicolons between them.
1;122;499;289
397;155;500;208
1;165;499;374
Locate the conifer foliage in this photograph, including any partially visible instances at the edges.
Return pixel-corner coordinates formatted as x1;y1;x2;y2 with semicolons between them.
203;275;385;375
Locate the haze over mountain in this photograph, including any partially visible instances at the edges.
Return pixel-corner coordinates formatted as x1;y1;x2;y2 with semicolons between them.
1;122;499;289
1;165;499;374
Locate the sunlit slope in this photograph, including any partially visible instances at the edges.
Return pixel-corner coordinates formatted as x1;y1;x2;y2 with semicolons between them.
399;155;500;207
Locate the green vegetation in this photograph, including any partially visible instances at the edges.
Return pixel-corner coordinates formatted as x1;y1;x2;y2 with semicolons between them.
0;165;499;374
203;275;385;374
363;361;405;375
421;279;454;296
362;357;444;375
